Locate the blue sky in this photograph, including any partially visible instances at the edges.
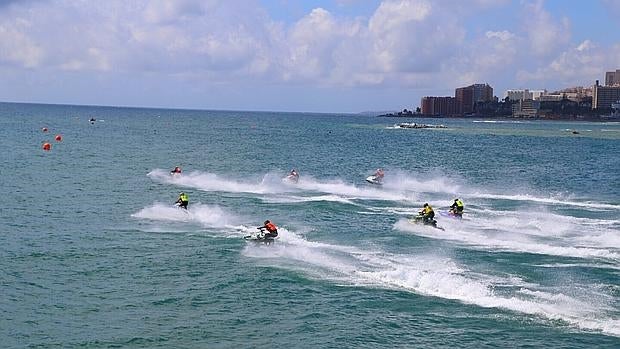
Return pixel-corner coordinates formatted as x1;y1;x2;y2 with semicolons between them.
0;0;619;112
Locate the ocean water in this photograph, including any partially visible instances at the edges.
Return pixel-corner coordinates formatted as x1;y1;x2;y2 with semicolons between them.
1;102;619;348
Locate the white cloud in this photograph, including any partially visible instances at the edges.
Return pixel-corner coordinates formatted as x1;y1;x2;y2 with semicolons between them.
0;0;618;104
0;23;43;68
516;41;620;87
486;30;514;41
369;0;431;34
576;40;593;52
143;0;211;24
521;0;571;57
0;0;507;86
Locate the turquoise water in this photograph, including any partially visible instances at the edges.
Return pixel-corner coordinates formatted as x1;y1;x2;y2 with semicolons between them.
1;102;619;348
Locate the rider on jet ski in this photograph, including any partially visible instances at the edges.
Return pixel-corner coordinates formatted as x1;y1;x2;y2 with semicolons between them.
288;169;299;182
419;203;435;224
449;198;464;217
374;168;384;181
258;220;278;239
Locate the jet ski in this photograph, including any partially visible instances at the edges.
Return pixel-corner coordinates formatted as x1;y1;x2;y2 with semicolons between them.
439;210;462;219
366;175;383;185
284;174;299;183
244;228;276;244
408;215;444;230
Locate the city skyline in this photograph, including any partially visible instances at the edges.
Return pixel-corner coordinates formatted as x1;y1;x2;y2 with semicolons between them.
1;0;620;113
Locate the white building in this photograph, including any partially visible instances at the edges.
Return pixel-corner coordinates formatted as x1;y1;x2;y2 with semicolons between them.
530;90;547;100
505;89;547;101
512;99;540;118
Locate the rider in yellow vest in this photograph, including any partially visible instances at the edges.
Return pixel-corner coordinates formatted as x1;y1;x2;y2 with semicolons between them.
450;198;464;217
176;192;189;209
419;203;435;223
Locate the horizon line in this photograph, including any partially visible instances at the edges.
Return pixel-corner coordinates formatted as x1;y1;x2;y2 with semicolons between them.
0;100;382;116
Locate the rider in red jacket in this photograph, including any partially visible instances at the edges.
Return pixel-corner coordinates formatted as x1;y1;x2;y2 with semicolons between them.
259;220;278;239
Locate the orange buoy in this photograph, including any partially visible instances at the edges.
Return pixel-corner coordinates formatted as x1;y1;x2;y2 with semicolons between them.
42;127;48;132
42;142;51;151
55;134;62;142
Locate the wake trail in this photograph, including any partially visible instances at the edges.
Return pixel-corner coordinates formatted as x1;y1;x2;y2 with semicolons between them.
131;203;248;236
148;168;618;212
243;228;620;337
394;216;620;262
130;202;619;336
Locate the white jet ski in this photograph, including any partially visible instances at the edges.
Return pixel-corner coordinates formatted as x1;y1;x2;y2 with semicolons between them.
365;175;382;185
244;228;276;244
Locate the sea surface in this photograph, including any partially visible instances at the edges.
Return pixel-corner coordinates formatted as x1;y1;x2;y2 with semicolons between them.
1;102;619;348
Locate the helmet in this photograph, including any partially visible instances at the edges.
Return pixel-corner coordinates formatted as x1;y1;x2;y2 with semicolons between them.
264;220;270;224
180;192;184;195
424;203;428;207
454;198;459;201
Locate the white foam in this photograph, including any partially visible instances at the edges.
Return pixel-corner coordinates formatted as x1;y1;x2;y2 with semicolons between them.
471;192;620;211
148;169;465;202
532;263;620;271
243;230;620;336
262;194;357;205
464;208;620;250
131;202;241;229
293;176;412;201
393;219;620;261
380;170;462;194
148;169;294;195
148;169;619;213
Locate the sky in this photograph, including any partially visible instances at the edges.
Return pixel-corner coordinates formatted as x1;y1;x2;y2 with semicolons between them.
0;0;619;113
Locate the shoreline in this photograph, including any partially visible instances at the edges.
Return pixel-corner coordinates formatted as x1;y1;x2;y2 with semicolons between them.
376;114;619;122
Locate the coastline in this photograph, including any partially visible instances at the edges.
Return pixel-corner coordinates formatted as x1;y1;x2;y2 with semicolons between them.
376;113;619;122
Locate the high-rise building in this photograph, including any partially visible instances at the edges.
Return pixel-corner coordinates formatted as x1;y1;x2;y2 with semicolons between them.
455;83;493;114
421;96;457;116
605;69;620;86
593;80;620;109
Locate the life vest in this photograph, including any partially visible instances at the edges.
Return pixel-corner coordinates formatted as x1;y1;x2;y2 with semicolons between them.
180;193;189;202
265;222;277;232
424;205;434;214
456;199;464;209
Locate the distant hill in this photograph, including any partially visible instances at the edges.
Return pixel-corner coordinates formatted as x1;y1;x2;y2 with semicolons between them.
356;110;397;116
